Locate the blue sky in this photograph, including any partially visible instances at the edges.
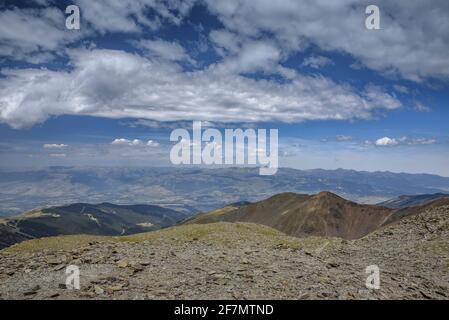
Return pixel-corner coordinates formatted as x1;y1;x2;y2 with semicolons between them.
0;0;448;175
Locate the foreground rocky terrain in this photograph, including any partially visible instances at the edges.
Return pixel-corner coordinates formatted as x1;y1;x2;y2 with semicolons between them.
0;205;448;300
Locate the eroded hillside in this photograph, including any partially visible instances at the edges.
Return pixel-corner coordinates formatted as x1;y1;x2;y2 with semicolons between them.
186;192;449;240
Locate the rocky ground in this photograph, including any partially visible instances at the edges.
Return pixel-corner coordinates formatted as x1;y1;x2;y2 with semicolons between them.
0;206;448;300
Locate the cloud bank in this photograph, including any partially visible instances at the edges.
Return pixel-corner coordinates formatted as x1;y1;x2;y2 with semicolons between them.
0;48;401;128
1;0;448;129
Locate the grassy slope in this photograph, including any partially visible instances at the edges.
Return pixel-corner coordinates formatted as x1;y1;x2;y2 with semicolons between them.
183;205;239;224
3;222;343;255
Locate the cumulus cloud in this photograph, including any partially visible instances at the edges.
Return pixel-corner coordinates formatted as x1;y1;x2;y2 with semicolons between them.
1;1;444;130
375;136;436;147
0;48;401;128
43;143;68;148
205;0;449;81
111;138;142;146
147;140;160;147
375;137;399;146
111;138;160;147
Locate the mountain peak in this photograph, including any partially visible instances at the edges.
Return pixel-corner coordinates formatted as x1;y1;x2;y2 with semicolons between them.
315;191;343;199
186;192;393;240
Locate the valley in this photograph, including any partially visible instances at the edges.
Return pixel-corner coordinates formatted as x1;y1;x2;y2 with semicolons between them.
2;167;449;217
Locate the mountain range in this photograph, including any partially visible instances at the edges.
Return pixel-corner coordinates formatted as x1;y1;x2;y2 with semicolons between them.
378;193;449;209
2;191;448;249
2;166;449;217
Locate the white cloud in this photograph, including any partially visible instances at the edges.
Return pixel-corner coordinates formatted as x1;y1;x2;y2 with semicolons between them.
49;153;66;157
0;1;196;62
205;0;449;81
375;136;436;147
393;85;409;94
147;140;160;147
302;56;333;69
0;7;80;63
212;40;283;75
73;0;196;34
335;135;352;142
406;137;437;145
111;138;142;146
0;48;401;128
5;1;448;82
209;29;242;56
414;102;431;112
363;84;402;110
375;137;399;146
133;38;195;64
43;143;68;149
111;138;160;147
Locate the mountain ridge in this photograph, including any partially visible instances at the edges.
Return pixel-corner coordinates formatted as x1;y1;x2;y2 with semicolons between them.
378;193;449;209
3;191;449;249
185;191;449;240
2;167;449;217
0;202;187;249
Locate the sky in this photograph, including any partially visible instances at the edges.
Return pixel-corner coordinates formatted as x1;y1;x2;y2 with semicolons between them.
0;0;448;175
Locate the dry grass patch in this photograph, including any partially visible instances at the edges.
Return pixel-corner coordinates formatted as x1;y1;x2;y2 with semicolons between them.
3;222;343;254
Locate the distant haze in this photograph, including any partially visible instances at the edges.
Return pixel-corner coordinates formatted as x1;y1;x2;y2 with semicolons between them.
1;166;449;216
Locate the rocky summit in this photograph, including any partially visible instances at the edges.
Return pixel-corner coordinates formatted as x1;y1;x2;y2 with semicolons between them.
0;204;448;300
